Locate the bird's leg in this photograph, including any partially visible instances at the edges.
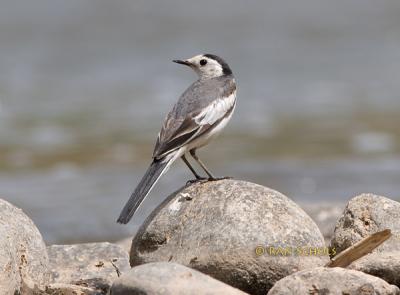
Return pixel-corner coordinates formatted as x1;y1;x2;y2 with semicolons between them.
181;155;207;185
189;149;217;180
181;155;202;179
190;150;233;181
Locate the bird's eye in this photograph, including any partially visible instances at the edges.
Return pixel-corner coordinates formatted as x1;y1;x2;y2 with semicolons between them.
200;59;207;66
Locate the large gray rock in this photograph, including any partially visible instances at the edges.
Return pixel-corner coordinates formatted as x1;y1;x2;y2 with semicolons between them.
349;252;400;287
0;198;50;294
48;242;130;294
110;262;247;295
268;267;400;295
330;193;400;254
130;180;328;294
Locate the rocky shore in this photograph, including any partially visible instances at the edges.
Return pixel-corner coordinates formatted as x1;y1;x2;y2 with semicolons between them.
1;179;399;294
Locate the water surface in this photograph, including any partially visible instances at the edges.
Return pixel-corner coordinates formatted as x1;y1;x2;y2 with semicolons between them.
0;1;400;243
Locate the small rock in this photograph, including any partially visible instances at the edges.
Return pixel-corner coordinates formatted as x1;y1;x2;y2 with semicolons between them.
130;180;328;294
330;193;400;254
267;267;400;295
47;242;130;294
110;262;248;295
349;252;400;287
0;198;50;294
44;283;97;295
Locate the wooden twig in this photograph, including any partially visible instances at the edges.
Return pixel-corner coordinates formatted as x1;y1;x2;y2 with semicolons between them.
110;259;122;277
325;229;391;268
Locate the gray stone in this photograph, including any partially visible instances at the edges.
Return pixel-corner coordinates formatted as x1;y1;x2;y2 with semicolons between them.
0;198;50;294
130;179;328;294
349;252;400;287
47;242;130;294
43;283;97;295
268;267;400;295
110;262;248;295
330;193;400;254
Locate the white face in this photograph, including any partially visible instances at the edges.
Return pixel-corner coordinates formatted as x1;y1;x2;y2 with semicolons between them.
185;55;224;79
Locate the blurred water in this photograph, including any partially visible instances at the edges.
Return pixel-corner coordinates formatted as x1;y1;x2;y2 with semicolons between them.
0;1;400;243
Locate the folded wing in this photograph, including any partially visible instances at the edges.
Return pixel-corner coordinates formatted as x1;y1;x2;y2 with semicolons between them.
153;76;236;159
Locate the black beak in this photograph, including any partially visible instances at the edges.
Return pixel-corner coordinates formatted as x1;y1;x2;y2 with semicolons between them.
173;59;191;66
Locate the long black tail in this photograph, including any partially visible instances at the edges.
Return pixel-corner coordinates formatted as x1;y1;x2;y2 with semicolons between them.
117;157;171;224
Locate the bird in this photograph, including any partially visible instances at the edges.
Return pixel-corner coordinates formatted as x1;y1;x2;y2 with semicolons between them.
117;54;237;224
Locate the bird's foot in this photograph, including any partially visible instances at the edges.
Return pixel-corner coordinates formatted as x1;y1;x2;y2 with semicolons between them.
207;176;233;181
186;177;208;186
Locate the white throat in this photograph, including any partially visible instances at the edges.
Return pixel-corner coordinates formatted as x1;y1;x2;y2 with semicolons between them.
195;64;224;80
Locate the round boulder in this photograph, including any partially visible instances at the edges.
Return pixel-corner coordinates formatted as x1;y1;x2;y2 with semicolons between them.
349;252;400;288
268;267;400;295
0;198;50;293
130;179;328;294
330;193;400;254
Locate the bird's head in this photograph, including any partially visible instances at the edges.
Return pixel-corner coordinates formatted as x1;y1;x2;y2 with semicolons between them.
173;54;232;80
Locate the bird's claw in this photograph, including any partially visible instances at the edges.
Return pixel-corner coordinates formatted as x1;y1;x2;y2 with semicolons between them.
186;176;233;186
186;177;208;185
207;176;233;181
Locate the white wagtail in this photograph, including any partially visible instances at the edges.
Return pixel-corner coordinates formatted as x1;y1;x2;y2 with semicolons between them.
117;54;237;224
